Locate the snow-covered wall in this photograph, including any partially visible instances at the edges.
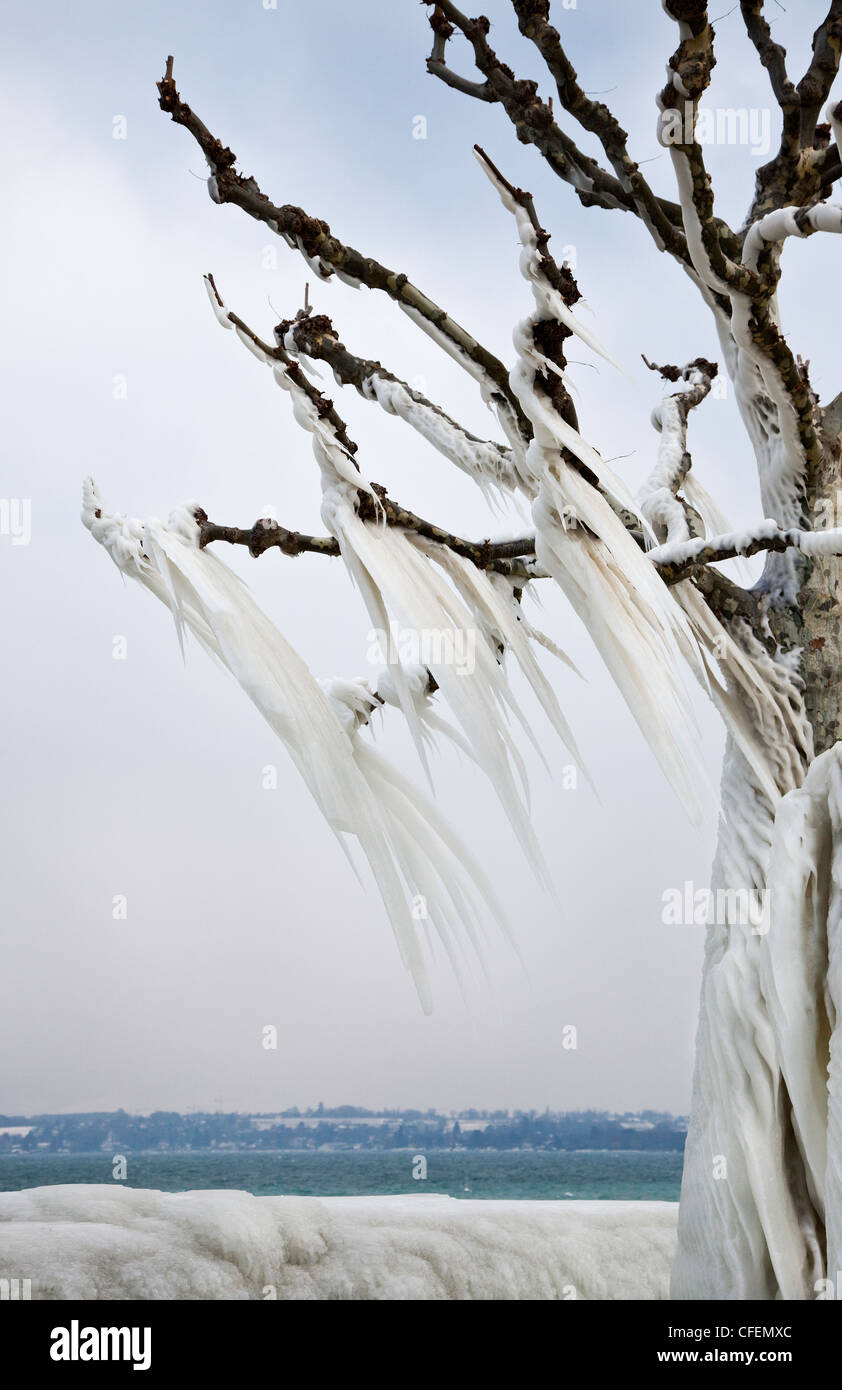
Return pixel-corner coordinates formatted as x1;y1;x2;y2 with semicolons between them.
0;1187;676;1300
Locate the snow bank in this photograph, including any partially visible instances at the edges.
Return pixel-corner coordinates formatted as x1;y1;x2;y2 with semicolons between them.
0;1186;676;1300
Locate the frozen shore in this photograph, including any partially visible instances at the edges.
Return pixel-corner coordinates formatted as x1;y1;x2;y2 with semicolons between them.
0;1185;676;1299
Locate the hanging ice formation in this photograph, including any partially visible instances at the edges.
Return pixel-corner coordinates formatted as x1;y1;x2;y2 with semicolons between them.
81;478;511;1013
200;276;592;883
477;152;711;822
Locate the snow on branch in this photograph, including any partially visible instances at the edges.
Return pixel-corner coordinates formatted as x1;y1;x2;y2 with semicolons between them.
648;519;842;583
742;200;842;267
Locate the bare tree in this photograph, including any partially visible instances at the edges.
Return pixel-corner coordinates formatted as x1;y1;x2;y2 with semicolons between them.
83;2;842;1300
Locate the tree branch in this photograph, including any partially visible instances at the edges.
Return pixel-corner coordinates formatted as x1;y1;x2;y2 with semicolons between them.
194;505;539;578
740;0;802;216
195;512;341;559
511;0;692;259
196;500;809;597
205;275;544;573
659;3;761;294
797;1;842;148
279;310;524;494
649;519;842;584
741;1;841;221
638;356;718;544
425;2;699;271
157;56;531;440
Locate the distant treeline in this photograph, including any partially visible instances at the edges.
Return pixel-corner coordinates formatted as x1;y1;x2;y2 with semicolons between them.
0;1107;687;1154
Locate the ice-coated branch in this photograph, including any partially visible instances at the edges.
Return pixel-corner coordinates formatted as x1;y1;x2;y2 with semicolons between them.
691;563;767;640
638;357;717;545
157;56;530;442
203;276;539;573
477;142;720;821
658;3;759;296
207;269;644;572
81;480;517;1013
195;498;772;596
742;200;842;266
648;519;842;584
280;311;526;499
822;387;842;441
204;273;362;464
659;3;828;509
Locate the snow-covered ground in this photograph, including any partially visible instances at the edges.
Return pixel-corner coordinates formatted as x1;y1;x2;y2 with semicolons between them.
0;1186;676;1299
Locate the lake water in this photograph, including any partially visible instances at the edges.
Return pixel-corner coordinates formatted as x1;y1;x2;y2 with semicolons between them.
0;1150;682;1201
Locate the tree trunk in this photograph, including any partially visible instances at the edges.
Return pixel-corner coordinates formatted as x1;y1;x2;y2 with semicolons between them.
673;427;842;1299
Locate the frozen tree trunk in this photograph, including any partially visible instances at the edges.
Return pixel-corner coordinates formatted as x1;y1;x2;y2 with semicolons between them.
674;425;842;1299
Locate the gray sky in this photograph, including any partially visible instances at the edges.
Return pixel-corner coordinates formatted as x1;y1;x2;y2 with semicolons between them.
2;0;837;1117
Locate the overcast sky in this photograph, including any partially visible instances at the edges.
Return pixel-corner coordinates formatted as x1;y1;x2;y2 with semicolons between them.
2;0;838;1117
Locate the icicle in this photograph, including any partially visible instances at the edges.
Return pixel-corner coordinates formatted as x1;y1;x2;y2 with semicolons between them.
673;585;809;805
417;540;590;788
319;474;551;881
472;147;619;373
395;300;533;490
361;373;518;508
535;481;707;820
81;480;512;1013
477;151;711;820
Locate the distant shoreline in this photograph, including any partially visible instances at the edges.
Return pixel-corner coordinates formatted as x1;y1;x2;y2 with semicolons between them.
0;1108;688;1156
0;1145;682;1157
